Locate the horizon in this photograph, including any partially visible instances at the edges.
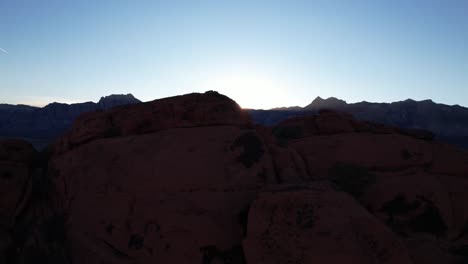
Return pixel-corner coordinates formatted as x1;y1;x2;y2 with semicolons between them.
1;91;466;110
1;1;467;109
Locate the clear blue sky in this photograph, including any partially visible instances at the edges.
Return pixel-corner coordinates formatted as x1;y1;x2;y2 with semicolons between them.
1;0;467;109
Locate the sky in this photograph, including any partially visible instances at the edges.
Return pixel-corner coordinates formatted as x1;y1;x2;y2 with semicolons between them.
0;0;467;109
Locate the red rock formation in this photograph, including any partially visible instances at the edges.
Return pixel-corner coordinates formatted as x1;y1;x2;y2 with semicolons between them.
3;92;468;263
243;184;413;264
272;110;468;263
49;92;272;263
53;91;251;154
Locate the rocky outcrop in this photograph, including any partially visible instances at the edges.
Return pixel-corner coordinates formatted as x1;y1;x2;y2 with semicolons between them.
52;91;251;153
2;92;468;263
48;92;269;263
244;184;413;264
51;127;273;263
272;110;468;263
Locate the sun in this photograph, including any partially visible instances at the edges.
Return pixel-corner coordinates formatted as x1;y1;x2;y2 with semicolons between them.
198;64;292;109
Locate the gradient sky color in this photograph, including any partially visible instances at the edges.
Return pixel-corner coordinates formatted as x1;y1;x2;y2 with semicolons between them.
1;0;467;109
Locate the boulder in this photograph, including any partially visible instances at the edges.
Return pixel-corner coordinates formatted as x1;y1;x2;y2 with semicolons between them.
243;184;413;264
363;170;452;238
54;91;251;154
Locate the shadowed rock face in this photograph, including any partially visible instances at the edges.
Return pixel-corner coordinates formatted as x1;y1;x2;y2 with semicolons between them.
243;184;413;264
49;91;264;263
51;127;274;263
272;110;468;263
2;92;468;263
0;140;36;229
0;140;70;264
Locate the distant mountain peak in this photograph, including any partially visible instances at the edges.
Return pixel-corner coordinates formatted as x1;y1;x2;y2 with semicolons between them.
45;102;68;106
98;94;141;109
269;106;303;111
0;104;38;111
421;99;434;103
98;93;138;103
397;98;436;105
306;96;347;109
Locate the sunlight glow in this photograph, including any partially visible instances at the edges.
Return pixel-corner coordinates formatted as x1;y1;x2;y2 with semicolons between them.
198;64;294;109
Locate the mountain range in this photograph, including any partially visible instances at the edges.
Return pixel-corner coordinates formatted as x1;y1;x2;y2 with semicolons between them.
0;94;140;149
249;96;468;149
1;93;468;150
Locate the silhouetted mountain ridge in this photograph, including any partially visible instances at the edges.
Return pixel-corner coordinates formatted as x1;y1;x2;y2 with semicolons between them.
2;93;468;150
97;93;140;109
307;96;347;109
249;96;468;149
0;94;140;149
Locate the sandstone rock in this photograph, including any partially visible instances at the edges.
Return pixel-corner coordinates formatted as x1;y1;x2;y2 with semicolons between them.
61;110;113;149
273;110;437;143
404;236;457;264
315;109;356;134
33;92;468;263
363;170;452;238
430;143;468;177
436;175;468;241
266;145;309;183
269;112;468;263
243;183;413;264
50;126;276;264
255;125;310;184
54;91;251;154
289;133;433;178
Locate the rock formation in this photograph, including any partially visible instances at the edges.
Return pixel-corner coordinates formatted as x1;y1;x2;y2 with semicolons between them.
1;91;468;263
